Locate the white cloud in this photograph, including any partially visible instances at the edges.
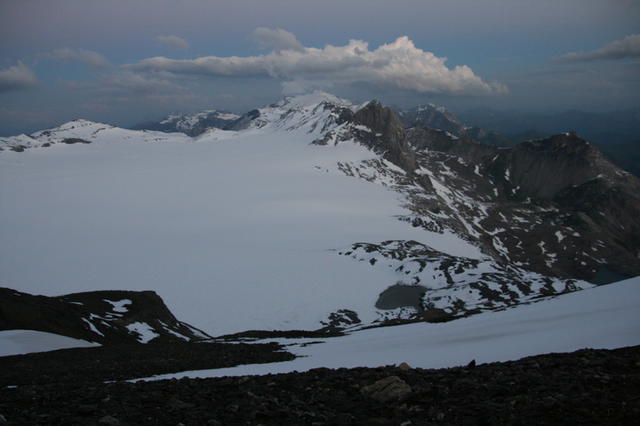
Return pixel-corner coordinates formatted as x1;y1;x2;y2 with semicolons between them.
252;27;304;52
47;47;111;68
0;61;38;93
127;31;506;96
556;34;640;62
155;35;190;50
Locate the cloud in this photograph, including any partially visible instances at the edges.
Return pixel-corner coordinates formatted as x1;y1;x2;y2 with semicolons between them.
155;35;190;50
127;31;506;96
0;61;38;93
66;70;186;95
64;70;197;113
47;47;111;68
556;34;640;62
252;27;304;52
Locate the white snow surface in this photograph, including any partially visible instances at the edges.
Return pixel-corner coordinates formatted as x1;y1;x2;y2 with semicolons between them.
126;322;160;343
0;94;482;336
104;299;132;313
137;276;640;381
0;330;100;357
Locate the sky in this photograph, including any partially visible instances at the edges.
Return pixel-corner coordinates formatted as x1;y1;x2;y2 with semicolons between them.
1;0;639;135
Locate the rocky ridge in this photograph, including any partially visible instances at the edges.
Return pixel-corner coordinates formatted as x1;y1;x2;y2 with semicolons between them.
312;99;640;278
0;288;211;344
397;103;513;147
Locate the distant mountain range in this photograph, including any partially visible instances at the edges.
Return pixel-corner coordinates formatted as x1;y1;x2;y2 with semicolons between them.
131;110;241;136
458;107;640;145
457;107;640;176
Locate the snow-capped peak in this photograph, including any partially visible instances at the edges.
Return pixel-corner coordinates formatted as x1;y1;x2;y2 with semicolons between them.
273;91;354;110
248;91;356;136
32;119;113;135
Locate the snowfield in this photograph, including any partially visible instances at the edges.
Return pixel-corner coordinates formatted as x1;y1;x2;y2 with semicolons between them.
0;330;100;357
0;94;482;336
137;275;640;381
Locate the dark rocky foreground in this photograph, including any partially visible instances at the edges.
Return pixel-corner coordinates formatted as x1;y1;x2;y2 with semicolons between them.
1;344;639;425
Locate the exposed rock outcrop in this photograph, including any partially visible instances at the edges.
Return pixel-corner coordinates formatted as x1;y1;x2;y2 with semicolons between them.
0;288;211;345
353;100;417;173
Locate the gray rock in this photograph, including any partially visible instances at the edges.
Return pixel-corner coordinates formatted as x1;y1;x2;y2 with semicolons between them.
398;362;412;371
361;375;412;403
98;415;120;425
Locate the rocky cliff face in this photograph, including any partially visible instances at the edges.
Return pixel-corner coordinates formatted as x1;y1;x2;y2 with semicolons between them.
0;288;211;344
352;101;417;173
501;133;619;199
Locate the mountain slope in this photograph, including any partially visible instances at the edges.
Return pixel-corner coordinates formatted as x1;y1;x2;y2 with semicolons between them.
0;92;638;336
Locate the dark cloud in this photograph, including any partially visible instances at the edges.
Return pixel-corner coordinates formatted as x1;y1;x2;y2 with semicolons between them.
0;61;38;93
154;35;190;50
66;70;187;95
127;31;507;96
46;47;111;68
556;34;640;62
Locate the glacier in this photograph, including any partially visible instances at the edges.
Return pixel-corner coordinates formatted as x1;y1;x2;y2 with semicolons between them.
0;93;482;336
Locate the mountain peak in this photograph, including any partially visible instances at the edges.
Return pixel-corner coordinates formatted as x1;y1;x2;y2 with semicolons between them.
398;103;465;135
52;119;110;131
275;91;355;110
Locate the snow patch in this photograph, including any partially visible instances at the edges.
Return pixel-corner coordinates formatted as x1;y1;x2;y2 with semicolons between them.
104;299;132;313
0;330;100;357
126;322;160;343
82;318;104;336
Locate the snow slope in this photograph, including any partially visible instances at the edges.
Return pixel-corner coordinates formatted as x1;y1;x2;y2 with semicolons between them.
138;275;640;380
0;93;482;336
0;330;100;357
0;119;191;150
